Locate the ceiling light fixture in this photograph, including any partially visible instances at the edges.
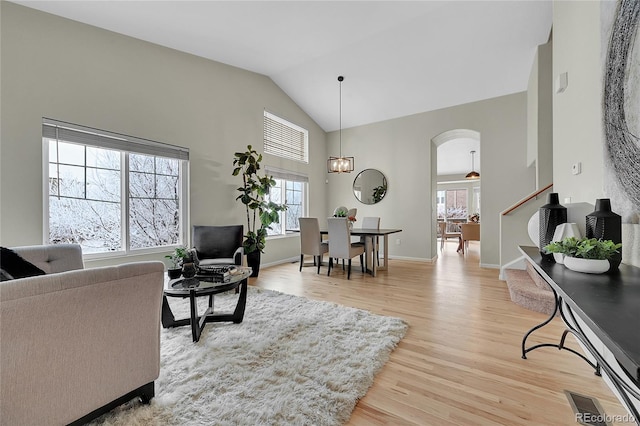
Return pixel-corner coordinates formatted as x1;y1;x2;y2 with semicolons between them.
465;150;480;179
328;76;354;173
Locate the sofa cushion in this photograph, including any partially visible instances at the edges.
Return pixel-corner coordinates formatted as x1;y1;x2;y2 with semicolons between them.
0;247;46;279
12;244;84;274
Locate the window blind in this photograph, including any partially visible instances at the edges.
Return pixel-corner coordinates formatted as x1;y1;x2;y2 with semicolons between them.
43;118;189;161
263;111;308;163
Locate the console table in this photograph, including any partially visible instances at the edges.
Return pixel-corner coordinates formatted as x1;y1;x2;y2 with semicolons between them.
519;245;640;423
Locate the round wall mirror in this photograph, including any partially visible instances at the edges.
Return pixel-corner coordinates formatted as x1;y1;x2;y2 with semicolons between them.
353;169;387;204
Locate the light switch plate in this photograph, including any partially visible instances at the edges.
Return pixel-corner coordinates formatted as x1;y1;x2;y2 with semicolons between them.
572;162;581;175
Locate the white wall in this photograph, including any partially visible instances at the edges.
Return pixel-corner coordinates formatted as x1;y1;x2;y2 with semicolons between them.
552;1;639;268
326;94;535;267
0;3;328;267
552;1;605;205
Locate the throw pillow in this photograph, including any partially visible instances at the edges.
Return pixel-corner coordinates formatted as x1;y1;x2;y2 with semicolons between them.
0;247;46;279
0;268;14;281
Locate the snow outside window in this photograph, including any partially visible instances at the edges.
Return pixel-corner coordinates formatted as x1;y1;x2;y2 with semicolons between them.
263;167;308;236
43;119;189;256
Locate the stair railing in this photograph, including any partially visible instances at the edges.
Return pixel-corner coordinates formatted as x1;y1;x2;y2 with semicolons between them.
499;183;553;280
501;183;553;216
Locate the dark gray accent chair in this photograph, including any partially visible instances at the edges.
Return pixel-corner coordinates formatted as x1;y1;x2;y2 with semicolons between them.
190;225;244;267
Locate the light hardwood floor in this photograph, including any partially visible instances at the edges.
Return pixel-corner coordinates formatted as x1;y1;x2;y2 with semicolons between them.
250;240;630;425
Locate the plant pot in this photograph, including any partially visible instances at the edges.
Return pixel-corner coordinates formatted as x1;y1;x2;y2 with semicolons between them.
246;250;260;277
167;268;182;279
564;257;610;274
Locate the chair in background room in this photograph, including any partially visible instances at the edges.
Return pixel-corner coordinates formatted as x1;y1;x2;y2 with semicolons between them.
360;216;381;267
460;223;480;254
327;217;365;279
299;217;329;274
439;221;461;250
190;225;244;267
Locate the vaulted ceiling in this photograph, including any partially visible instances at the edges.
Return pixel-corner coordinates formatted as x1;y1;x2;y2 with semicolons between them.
13;0;552;175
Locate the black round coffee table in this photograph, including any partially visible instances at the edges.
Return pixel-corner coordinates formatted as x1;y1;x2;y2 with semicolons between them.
161;267;252;342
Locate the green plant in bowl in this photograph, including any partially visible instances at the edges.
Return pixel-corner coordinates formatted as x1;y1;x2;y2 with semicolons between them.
544;237;621;260
544;237;621;274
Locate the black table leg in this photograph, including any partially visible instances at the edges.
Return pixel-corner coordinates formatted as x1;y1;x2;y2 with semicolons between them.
163;278;248;343
521;285;560;359
161;295;190;328
190;290;201;342
521;287;601;376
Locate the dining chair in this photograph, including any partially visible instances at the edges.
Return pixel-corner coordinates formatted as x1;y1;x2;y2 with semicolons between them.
439;221;461;250
327;217;364;279
460;223;480;254
298;217;329;274
360;216;380;266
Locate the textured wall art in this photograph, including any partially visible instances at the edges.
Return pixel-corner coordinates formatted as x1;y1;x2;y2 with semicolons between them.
602;0;640;223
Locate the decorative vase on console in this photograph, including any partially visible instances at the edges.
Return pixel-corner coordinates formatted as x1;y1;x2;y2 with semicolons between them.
539;193;567;259
586;198;622;271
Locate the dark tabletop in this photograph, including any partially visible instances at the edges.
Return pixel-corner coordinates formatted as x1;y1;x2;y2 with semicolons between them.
319;228;402;236
520;245;640;383
164;267;252;296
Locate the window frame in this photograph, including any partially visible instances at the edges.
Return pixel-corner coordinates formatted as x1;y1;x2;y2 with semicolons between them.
436;188;469;220
261;112;310;237
263;166;309;237
42;119;190;259
265;178;307;236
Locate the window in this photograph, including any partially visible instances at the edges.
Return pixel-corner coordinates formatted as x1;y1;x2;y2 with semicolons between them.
436;189;468;220
44;119;189;255
263;111;308;163
264;167;308;236
262;112;309;236
473;187;481;216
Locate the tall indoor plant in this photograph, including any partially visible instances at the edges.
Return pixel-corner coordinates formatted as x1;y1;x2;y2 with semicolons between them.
232;145;286;276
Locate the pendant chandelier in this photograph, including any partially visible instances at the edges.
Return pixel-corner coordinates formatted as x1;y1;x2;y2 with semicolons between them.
327;75;354;173
465;150;480;179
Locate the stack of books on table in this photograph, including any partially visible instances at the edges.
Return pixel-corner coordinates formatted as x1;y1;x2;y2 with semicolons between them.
197;265;237;282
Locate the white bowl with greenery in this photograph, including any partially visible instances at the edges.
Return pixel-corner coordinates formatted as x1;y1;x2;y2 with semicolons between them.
544;237;622;274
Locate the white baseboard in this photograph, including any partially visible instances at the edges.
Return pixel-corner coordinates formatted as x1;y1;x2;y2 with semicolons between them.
387;255;433;263
261;256;299;269
480;263;500;270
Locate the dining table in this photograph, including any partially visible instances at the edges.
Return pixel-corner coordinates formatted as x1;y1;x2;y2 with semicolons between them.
320;228;402;277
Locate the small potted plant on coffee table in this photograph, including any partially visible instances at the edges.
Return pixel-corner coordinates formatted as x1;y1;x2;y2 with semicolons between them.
544;237;621;274
165;246;189;279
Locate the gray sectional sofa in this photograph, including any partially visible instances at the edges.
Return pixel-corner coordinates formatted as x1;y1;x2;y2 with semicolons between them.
0;244;164;425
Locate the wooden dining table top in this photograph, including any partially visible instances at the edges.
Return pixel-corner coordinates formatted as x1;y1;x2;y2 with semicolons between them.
318;228;402;236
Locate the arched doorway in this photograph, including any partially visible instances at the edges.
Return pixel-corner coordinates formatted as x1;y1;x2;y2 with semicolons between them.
430;129;481;257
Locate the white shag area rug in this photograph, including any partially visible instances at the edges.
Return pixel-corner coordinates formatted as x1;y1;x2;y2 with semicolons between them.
91;286;408;426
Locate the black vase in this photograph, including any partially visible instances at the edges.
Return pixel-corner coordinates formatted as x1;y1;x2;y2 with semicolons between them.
539;193;567;258
247;250;260;277
182;262;197;278
586;198;622;271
